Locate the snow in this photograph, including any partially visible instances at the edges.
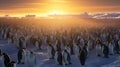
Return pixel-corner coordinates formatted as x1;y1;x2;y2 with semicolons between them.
0;37;120;67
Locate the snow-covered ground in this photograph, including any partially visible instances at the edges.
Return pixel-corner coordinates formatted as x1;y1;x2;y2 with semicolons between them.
0;38;120;67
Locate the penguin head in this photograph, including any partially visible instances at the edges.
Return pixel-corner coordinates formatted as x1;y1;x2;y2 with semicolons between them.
2;53;6;55
30;51;34;54
48;43;51;46
64;49;67;52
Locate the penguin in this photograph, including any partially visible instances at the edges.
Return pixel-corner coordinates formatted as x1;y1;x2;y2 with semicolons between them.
103;45;109;58
38;38;42;50
35;40;39;50
54;50;59;64
8;61;16;67
69;41;74;55
114;40;119;54
1;29;4;38
87;40;93;51
62;50;71;65
23;38;27;49
3;53;10;67
74;43;81;58
17;49;26;64
54;50;63;65
18;37;24;49
35;39;42;51
4;31;7;39
0;49;4;67
79;49;86;66
96;43;102;57
47;44;55;59
27;51;36;67
108;41;114;55
65;45;71;55
83;43;88;57
17;49;23;64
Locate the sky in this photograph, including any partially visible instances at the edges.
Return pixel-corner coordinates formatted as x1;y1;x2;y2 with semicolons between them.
0;0;120;17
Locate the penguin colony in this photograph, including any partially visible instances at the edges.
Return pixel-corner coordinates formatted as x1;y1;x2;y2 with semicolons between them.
0;19;120;67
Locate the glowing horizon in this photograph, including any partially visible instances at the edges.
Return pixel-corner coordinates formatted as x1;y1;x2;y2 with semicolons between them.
0;0;120;17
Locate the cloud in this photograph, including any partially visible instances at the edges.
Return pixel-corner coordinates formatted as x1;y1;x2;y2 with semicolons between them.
0;0;120;15
0;0;45;9
92;13;120;19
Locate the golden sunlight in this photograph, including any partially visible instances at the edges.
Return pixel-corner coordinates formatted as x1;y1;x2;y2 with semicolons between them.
48;10;66;15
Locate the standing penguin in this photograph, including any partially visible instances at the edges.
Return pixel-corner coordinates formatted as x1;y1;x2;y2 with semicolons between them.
23;38;27;49
79;49;86;66
96;41;102;57
108;41;114;55
74;43;81;58
55;50;62;65
103;45;109;58
35;40;39;50
35;39;42;51
27;51;36;67
0;49;4;67
18;37;24;49
65;45;71;55
83;44;88;57
62;49;71;65
3;53;10;67
47;43;55;59
17;49;26;64
114;40;119;54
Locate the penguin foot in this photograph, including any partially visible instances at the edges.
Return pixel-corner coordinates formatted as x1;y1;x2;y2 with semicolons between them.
81;64;85;66
97;54;101;57
109;54;113;55
69;62;72;64
59;63;62;65
21;62;24;64
65;64;67;65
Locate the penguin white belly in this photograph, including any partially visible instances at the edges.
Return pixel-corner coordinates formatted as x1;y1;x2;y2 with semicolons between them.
4;33;7;39
109;45;114;54
75;47;79;57
96;45;102;55
54;52;59;64
13;63;16;67
88;42;92;51
28;56;36;67
66;48;71;55
0;56;4;67
63;52;68;64
47;47;52;58
35;42;39;49
23;41;27;48
21;51;26;63
8;38;11;44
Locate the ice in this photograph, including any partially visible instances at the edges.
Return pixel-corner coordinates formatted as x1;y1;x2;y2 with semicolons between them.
0;39;120;67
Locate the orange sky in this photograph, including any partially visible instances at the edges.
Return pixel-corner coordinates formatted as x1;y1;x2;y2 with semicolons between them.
0;0;120;17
